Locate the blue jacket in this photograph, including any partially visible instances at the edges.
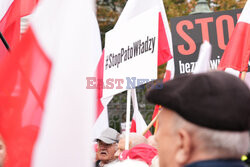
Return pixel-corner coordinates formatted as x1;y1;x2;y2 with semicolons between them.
185;159;248;167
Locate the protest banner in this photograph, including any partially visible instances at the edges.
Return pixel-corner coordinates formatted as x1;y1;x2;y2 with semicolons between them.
170;9;249;75
102;8;159;98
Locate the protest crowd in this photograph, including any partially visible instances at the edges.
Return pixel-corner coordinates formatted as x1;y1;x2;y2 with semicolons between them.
94;71;250;167
0;0;250;166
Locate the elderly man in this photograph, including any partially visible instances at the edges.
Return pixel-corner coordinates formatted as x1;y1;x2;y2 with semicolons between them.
114;132;148;158
146;71;250;167
96;128;120;167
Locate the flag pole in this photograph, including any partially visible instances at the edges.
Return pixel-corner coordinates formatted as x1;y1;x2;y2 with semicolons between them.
125;89;131;150
241;71;247;80
142;108;162;136
131;89;138;112
0;32;10;51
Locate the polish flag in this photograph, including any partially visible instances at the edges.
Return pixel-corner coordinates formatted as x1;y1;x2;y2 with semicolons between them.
130;89;151;138
218;0;250;84
0;0;101;166
94;0;173;138
149;0;174;133
93;50;113;139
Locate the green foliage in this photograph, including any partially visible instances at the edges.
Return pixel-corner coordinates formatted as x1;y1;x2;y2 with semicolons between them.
211;0;247;11
96;0;127;48
163;0;193;19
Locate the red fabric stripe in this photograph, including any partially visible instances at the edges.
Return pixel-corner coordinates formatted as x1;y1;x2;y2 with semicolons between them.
0;0;21;57
119;144;157;165
130;119;151;138
21;0;39;17
218;22;250;72
0;27;51;166
96;50;105;119
158;12;172;66
152;12;173;129
130;119;137;133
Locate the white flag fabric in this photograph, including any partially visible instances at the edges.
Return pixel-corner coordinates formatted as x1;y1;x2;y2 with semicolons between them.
29;0;101;166
93;95;112;139
193;41;212;74
130;89;151;137
94;49;112;139
218;0;250;85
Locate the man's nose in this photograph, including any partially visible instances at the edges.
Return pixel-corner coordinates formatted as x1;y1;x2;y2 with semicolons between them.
98;145;106;150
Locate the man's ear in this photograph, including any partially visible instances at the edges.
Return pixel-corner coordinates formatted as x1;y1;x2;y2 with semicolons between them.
175;129;192;165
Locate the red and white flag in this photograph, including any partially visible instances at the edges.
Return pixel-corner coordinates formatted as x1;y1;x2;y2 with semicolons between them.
0;0;101;166
218;0;250;85
130;89;151;138
148;0;174;133
0;3;52;165
93;50;112;138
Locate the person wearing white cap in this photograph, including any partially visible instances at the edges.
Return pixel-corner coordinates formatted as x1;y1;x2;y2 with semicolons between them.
95;128;120;167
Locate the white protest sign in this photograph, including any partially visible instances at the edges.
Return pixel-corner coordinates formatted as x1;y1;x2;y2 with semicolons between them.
103;8;159;98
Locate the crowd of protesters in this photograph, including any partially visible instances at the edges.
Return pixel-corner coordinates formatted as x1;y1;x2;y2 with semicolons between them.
0;71;249;167
95;71;250;167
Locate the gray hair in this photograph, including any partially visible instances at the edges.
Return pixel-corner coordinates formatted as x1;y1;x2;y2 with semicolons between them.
120;132;148;148
173;114;249;158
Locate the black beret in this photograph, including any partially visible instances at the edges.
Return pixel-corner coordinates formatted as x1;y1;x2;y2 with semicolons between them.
146;71;250;131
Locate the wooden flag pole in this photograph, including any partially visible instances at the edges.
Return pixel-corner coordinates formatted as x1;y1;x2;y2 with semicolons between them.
241;71;247;81
142;108;162;136
125;89;132;150
0;32;10;51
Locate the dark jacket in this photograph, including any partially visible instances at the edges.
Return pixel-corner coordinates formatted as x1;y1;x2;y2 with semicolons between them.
185;159;248;167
